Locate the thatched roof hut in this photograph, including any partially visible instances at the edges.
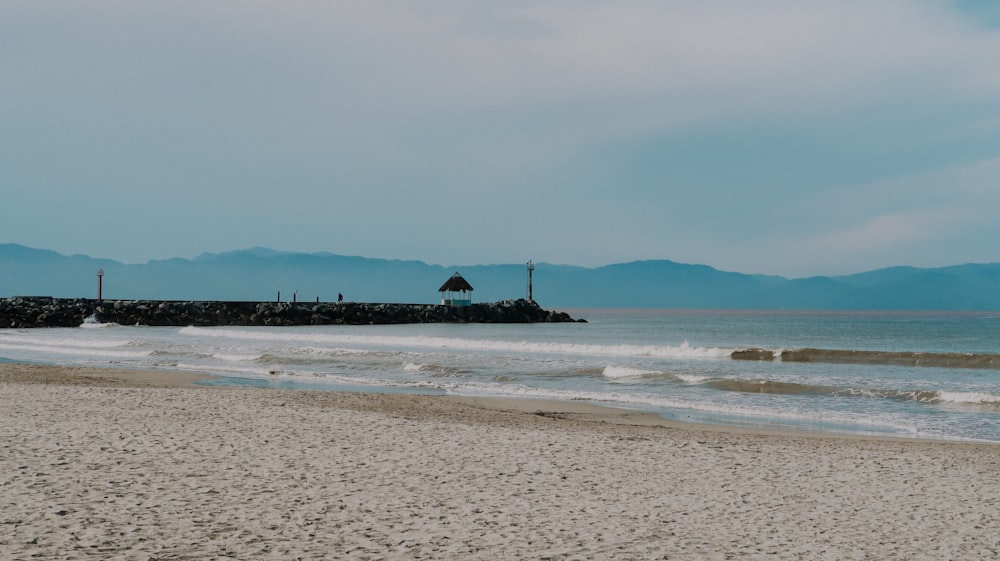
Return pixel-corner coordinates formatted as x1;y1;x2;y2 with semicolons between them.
438;272;473;293
439;272;473;306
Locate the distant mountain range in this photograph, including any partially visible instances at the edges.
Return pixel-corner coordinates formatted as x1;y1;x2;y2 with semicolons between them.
3;243;1000;310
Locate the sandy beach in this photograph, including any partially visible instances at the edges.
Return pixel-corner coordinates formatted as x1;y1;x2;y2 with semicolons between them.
2;363;999;560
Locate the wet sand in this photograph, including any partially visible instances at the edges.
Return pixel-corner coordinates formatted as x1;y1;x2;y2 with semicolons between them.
2;363;998;560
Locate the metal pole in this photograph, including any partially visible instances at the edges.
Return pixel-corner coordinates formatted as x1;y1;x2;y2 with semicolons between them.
527;260;534;303
97;269;104;300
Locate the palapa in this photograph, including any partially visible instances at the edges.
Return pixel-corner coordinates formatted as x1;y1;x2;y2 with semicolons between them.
438;272;474;293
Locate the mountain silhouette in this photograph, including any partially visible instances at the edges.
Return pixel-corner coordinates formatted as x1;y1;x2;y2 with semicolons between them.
3;244;1000;310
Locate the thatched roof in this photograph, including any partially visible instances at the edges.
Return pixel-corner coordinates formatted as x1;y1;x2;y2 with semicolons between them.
438;272;474;293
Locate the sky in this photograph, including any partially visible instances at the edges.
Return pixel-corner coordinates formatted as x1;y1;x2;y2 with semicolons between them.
4;1;1000;278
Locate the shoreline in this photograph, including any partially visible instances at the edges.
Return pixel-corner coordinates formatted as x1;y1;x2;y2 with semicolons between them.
4;362;1000;559
1;362;991;445
0;362;216;387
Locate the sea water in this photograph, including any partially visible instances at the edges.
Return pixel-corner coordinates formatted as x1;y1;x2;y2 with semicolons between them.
2;309;999;442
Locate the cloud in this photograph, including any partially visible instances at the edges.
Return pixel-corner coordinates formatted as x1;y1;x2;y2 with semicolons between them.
805;209;966;255
7;1;998;152
373;1;1000;116
3;1;1000;273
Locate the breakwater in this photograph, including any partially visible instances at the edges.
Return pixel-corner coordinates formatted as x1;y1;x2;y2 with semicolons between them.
0;297;581;328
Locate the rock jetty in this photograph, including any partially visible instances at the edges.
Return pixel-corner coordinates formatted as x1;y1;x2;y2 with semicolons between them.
0;297;582;328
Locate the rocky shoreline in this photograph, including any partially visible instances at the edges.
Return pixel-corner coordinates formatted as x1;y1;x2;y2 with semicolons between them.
0;297;582;328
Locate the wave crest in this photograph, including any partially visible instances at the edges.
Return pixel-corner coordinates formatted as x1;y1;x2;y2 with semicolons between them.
731;347;1000;370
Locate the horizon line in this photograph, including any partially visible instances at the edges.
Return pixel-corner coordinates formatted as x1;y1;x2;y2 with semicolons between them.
2;242;995;281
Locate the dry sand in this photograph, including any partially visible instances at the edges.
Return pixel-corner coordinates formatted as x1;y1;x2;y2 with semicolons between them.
2;363;999;560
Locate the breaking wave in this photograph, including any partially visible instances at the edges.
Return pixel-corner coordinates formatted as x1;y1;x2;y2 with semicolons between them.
731;347;1000;369
179;326;731;360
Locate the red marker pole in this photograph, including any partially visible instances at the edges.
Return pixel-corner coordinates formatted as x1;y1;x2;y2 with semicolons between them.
97;269;104;300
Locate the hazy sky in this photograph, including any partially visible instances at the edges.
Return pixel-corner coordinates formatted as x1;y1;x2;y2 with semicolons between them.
4;1;1000;277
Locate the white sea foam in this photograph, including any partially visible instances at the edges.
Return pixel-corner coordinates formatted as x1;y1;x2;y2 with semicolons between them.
935;391;1000;404
603;368;709;383
0;341;151;359
602;366;656;379
0;331;131;349
212;353;262;362
178;327;731;360
80;321;117;329
175;362;281;379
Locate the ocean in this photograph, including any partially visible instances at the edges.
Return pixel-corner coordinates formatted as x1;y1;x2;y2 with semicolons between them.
2;308;1000;442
